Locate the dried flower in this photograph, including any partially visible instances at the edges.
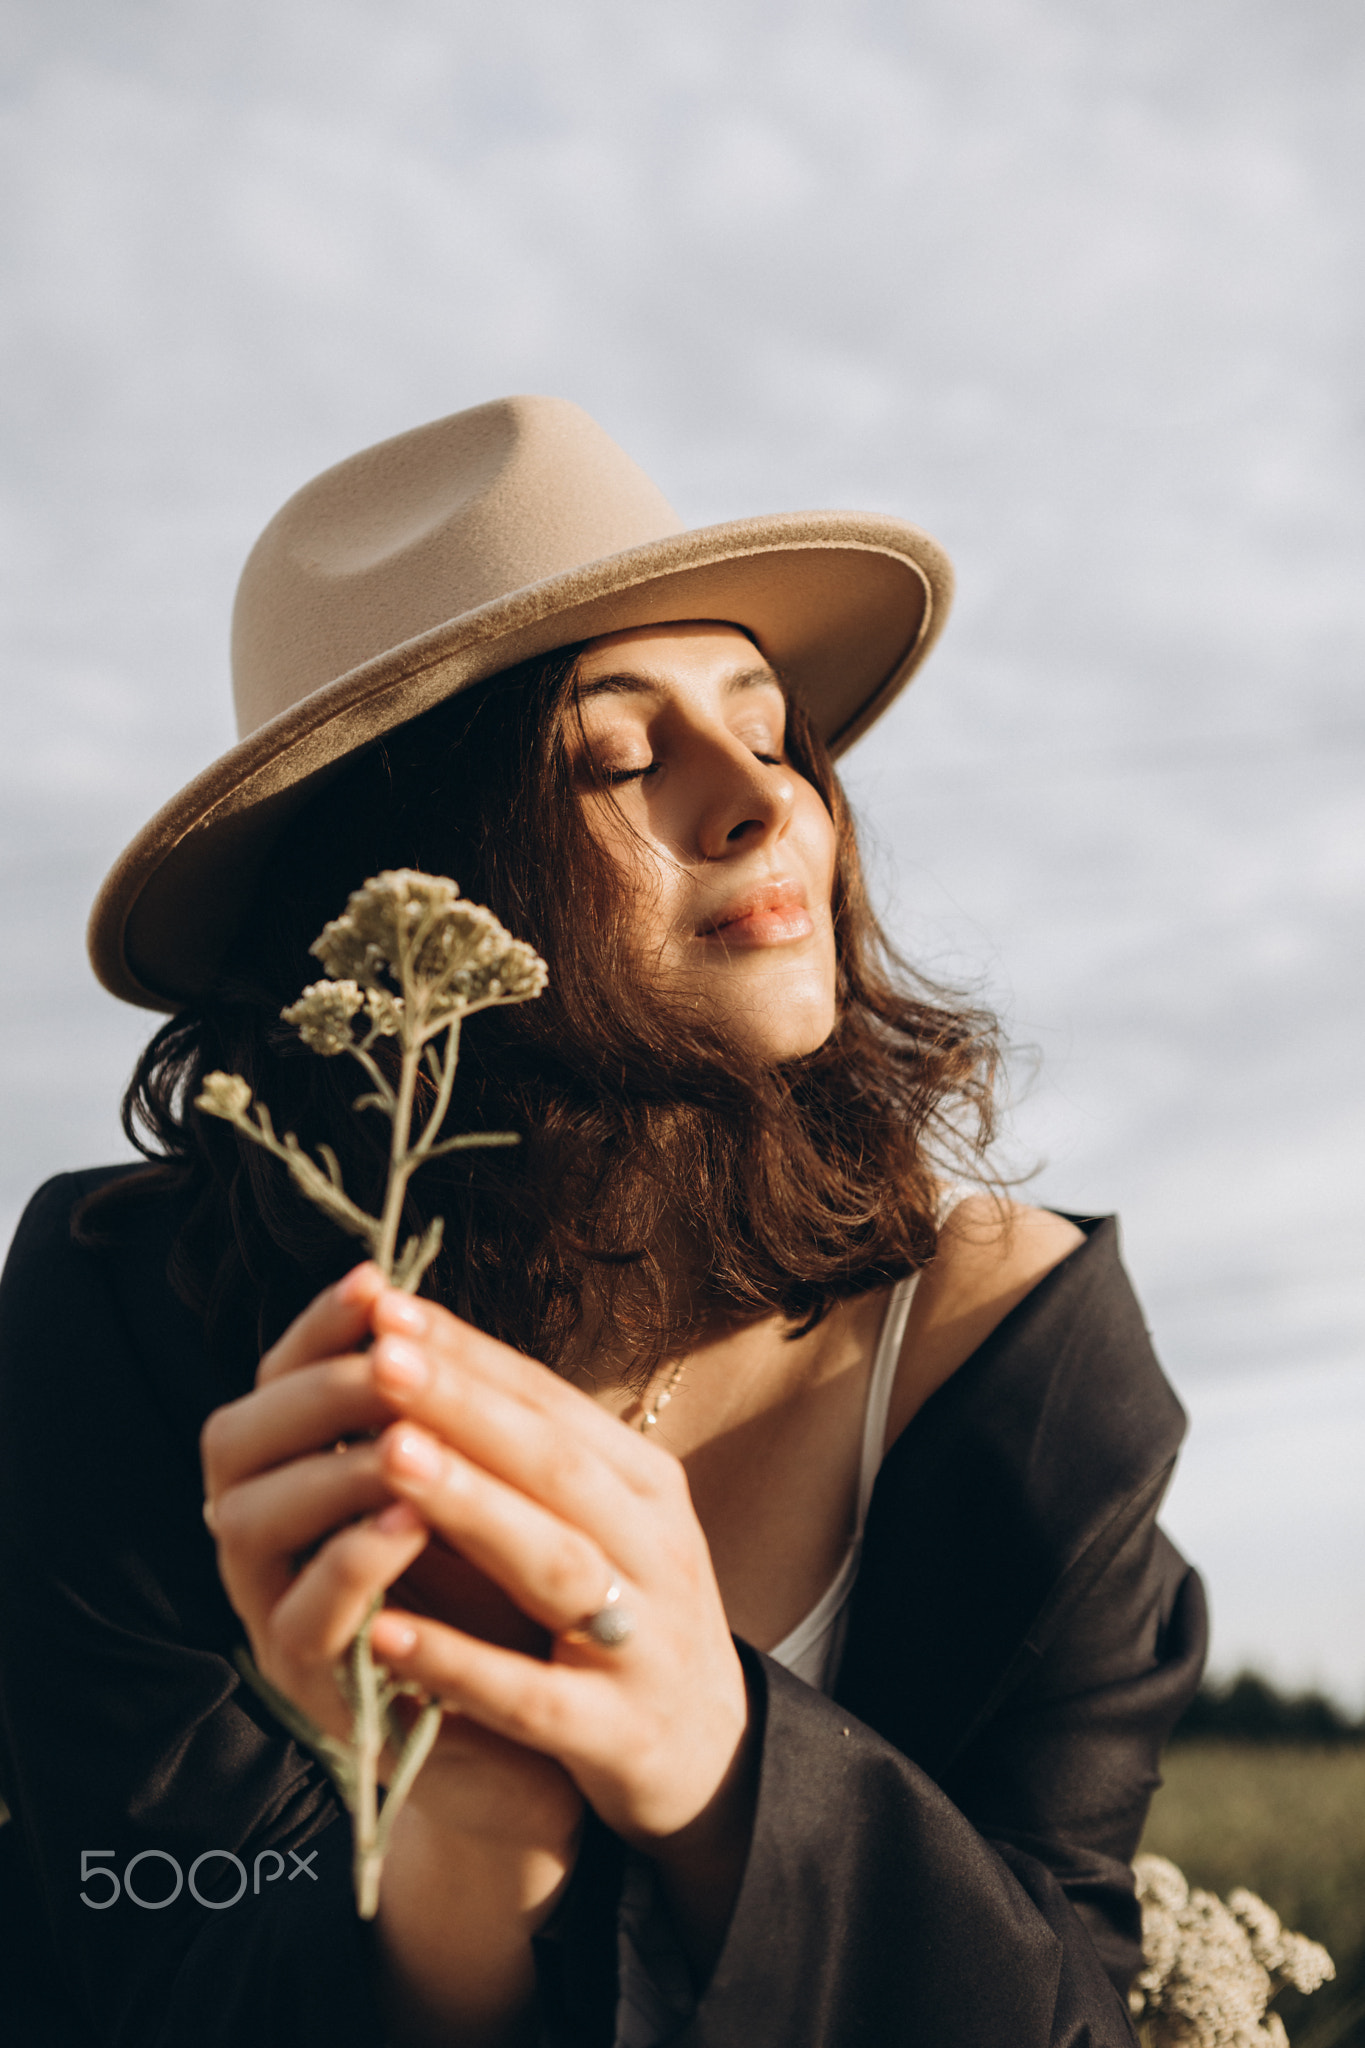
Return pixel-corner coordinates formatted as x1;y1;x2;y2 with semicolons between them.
1226;1891;1335;1999
194;871;548;1918
364;987;404;1037
196;1071;253;1120
282;979;365;1055
311;869;548;1024
309;869;456;985
1131;1854;1334;2048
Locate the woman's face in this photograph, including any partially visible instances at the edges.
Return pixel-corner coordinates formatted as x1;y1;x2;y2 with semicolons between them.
570;622;839;1062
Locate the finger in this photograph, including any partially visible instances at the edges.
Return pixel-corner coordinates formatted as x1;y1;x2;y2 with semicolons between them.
211;1441;400;1619
257;1263;386;1387
378;1423;616;1636
367;1608;605;1763
372;1331;673;1571
267;1503;432;1669
392;1542;550;1658
370;1291;649;1482
368;1331;681;1569
201;1355;394;1498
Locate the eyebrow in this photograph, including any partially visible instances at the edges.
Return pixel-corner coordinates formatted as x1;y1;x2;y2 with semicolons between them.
574;663;784;705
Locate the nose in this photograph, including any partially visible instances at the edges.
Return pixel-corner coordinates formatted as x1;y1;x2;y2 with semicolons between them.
693;737;797;861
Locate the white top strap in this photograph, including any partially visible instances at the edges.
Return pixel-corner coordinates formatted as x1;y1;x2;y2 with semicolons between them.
852;1178;978;1537
768;1178;981;1691
853;1272;920;1532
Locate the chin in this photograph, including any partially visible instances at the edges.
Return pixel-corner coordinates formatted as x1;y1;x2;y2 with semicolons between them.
776;1023;837;1063
731;996;838;1065
672;945;839;1063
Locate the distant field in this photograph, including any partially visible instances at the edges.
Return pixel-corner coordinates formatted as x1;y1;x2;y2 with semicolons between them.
1142;1742;1365;2048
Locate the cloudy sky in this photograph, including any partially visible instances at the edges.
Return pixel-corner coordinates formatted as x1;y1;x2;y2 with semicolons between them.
3;0;1362;1698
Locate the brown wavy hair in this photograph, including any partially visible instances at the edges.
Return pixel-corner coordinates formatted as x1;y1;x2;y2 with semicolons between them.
82;644;1002;1392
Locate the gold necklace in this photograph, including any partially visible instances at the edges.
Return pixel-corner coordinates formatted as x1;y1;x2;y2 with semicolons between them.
629;1357;687;1432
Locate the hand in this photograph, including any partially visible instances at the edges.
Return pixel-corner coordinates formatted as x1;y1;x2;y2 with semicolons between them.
199;1264;584;1882
359;1287;754;1868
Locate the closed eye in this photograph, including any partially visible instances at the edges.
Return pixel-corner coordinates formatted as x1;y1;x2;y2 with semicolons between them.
600;739;786;787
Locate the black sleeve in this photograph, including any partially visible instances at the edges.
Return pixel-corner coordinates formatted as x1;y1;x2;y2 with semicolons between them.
0;1174;387;2048
676;1507;1201;2047
940;1479;1208;1995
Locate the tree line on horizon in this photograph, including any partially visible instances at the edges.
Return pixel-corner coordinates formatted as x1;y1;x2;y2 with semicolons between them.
1173;1670;1365;1745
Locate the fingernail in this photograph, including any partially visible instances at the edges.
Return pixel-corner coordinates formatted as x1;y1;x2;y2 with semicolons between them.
381;1294;428;1335
390;1430;441;1482
371;1616;417;1657
373;1337;430;1394
336;1263;381;1305
375;1500;423;1535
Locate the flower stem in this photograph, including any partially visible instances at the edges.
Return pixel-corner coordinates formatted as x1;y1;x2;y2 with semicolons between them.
195;871;550;1919
414;1015;463;1158
375;1036;421;1278
352;1616;384;1919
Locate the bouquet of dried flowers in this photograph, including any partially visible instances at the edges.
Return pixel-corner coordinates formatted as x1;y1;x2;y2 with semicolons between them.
1131;1854;1335;2048
197;870;547;1916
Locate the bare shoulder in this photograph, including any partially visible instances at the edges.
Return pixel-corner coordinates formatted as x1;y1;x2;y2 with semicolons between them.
884;1197;1086;1449
936;1195;1085;1297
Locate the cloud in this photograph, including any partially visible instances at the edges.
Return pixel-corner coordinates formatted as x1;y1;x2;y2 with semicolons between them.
3;0;1363;1692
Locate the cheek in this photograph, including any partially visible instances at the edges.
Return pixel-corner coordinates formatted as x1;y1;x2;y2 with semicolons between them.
794;787;839;902
580;798;678;945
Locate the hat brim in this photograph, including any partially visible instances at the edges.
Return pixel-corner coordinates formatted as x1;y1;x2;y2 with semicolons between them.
89;509;952;1010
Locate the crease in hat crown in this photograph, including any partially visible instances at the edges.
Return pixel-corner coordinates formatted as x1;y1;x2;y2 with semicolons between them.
89;393;955;1011
232;397;688;739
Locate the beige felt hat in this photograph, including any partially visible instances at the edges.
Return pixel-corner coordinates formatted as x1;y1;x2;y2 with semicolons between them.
88;395;954;1011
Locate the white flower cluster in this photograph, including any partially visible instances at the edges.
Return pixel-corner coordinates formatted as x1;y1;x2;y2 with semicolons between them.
196;1071;252;1119
281;979;364;1056
310;868;547;1017
1226;1889;1336;1999
281;980;403;1057
1131;1855;1334;2048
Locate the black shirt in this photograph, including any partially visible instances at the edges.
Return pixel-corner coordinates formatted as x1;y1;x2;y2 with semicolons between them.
0;1168;1204;2045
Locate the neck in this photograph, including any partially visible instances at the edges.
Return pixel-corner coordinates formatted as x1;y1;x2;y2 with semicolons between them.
558;1211;711;1401
569;1288;889;1457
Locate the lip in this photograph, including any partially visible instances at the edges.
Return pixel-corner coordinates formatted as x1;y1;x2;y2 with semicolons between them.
699;879;815;948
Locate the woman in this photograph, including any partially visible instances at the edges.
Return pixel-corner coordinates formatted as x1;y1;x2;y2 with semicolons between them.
0;397;1204;2047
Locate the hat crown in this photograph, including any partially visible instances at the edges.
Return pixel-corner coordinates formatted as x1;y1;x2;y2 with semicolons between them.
231;396;683;739
91;391;952;1012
